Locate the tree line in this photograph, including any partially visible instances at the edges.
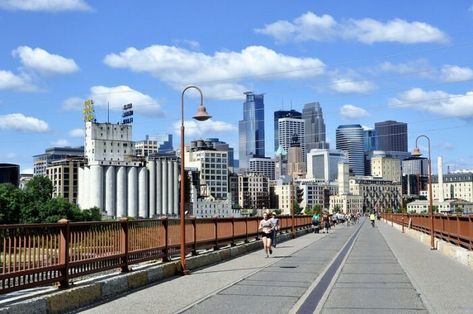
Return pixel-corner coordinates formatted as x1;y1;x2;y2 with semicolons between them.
0;176;101;224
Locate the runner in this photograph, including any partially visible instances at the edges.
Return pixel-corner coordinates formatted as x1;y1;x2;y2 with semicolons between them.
259;211;274;257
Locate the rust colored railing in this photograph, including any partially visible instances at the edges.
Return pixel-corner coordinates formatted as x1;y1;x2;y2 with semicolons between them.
0;215;311;294
383;213;473;251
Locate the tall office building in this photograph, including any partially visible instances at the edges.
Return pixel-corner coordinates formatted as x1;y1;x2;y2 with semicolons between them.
375;120;408;152
336;124;364;176
135;134;173;157
363;128;377;152
239;92;265;169
249;157;275;180
302;102;328;152
274;110;301;152
306;149;348;182
34;146;84;176
278;118;305;155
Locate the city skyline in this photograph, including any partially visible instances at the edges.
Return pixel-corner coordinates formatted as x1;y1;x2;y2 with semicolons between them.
1;1;473;173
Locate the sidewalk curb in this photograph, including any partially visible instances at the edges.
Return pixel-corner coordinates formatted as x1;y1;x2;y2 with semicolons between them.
0;228;310;314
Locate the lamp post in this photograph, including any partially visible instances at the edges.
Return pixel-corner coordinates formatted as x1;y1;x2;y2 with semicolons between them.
411;135;436;250
180;86;211;274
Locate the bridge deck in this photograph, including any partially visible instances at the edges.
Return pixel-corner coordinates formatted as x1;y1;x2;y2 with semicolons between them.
78;219;473;314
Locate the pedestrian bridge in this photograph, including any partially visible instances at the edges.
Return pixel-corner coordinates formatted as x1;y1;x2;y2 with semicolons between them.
2;217;473;313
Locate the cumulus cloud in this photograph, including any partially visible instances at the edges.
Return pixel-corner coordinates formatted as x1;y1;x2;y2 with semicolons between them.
0;0;91;12
256;11;448;44
389;88;473;118
104;45;325;100
340;104;369;119
13;46;79;75
173;119;237;137
90;85;163;116
378;59;434;76
440;65;473;82
0;113;49;132
51;139;70;146
69;128;83;137
0;70;36;91
63;86;163;116
330;77;375;94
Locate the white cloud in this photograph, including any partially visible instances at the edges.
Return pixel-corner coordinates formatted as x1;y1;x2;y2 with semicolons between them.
69;128;83;137
173;119;237;137
0;70;36;91
389;88;473;118
104;45;325;100
340;104;369;119
440;65;473;82
0;0;91;12
51;139;70;146
331;77;375;94
13;46;79;75
0;113;49;132
378;59;434;76
256;11;448;44
62;96;83;111
90;85;163;116
63;86;163;116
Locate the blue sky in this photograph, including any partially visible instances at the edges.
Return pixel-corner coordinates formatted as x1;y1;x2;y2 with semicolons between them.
1;0;473;173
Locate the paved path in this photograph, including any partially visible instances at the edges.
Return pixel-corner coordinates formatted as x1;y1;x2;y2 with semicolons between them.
378;221;473;314
77;219;473;314
78;224;356;314
316;221;427;314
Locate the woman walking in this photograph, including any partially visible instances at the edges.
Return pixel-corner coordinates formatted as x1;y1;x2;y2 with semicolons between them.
259;211;274;257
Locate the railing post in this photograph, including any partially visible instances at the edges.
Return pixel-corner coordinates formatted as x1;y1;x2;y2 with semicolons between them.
119;217;129;272
58;219;70;289
402;215;405;233
245;217;249;243
391;213;393;227
162;217;169;262
456;215;461;246
214;218;219;250
231;217;236;246
469;215;473;251
192;217;197;256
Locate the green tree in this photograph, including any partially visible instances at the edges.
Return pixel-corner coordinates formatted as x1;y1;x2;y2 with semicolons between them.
0;183;24;224
333;205;341;213
454;207;463;214
293;203;303;215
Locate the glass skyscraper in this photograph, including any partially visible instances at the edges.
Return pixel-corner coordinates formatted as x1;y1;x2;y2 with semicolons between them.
375;120;408;152
302;102;328;153
239;92;265;169
336;124;364;176
273;110;301;153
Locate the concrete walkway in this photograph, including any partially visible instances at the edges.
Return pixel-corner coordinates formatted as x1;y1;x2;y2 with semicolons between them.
76;219;473;314
378;221;473;314
78;224;357;314
317;221;427;313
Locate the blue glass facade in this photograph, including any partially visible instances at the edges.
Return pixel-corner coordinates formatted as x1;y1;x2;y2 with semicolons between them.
239;92;265;169
336;124;364;176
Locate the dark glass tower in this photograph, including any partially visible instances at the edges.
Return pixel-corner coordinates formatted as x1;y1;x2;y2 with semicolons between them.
239;92;265;169
375;120;408;152
274;110;301;152
302;102;328;153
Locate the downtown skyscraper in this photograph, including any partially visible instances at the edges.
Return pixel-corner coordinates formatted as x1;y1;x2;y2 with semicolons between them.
375;120;408;152
238;92;265;170
273;110;301;153
302;102;328;153
336;124;364;176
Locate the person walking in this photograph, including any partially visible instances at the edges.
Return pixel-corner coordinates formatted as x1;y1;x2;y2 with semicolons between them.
322;212;330;233
312;212;320;233
370;211;376;227
259;211;274;257
270;212;279;248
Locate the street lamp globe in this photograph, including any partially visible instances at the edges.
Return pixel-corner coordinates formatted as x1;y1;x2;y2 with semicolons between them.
411;147;422;157
193;105;212;121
